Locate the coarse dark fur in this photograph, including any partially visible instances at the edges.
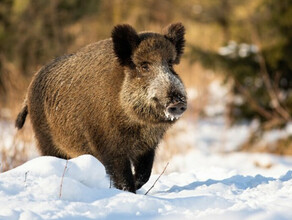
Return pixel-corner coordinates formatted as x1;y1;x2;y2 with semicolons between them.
16;23;187;193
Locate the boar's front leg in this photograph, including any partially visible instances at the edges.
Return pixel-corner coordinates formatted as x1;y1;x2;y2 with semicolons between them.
133;149;155;190
104;155;136;193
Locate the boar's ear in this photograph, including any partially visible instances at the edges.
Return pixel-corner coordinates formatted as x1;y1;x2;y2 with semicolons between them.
112;24;140;66
164;23;185;64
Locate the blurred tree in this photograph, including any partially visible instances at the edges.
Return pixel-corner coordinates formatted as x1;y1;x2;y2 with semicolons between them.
0;0;100;104
190;0;292;129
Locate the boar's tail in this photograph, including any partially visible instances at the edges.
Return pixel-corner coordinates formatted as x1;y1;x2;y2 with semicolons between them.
15;99;28;129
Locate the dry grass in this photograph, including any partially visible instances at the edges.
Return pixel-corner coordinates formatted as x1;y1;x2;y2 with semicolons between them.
59;160;69;198
241;135;292;156
0;118;37;172
0;56;37;172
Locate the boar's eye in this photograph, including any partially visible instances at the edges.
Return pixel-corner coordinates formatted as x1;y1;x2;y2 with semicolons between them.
140;62;150;71
168;60;174;68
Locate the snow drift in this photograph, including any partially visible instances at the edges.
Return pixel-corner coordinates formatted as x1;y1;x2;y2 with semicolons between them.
1;154;292;220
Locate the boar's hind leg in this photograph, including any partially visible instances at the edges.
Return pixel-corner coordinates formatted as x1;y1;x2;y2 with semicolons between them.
34;127;69;159
133;149;155;190
105;155;136;193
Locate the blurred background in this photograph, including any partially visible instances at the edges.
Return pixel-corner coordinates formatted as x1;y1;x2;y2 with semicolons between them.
0;0;291;172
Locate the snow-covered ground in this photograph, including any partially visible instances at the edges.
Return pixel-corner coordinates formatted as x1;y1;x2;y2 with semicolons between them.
1;81;292;219
0;154;292;220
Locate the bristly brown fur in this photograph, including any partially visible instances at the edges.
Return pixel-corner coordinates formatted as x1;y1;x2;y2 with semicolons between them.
16;23;187;193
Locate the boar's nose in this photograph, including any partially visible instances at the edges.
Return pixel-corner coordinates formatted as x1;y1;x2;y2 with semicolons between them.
166;102;187;117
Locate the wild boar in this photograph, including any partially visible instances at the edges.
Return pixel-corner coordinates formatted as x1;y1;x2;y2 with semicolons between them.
16;23;187;193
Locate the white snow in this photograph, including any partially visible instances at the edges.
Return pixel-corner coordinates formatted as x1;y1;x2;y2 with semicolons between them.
0;153;292;220
218;41;259;58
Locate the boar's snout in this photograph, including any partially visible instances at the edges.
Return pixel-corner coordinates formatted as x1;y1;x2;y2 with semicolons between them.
164;95;187;121
166;102;187;117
